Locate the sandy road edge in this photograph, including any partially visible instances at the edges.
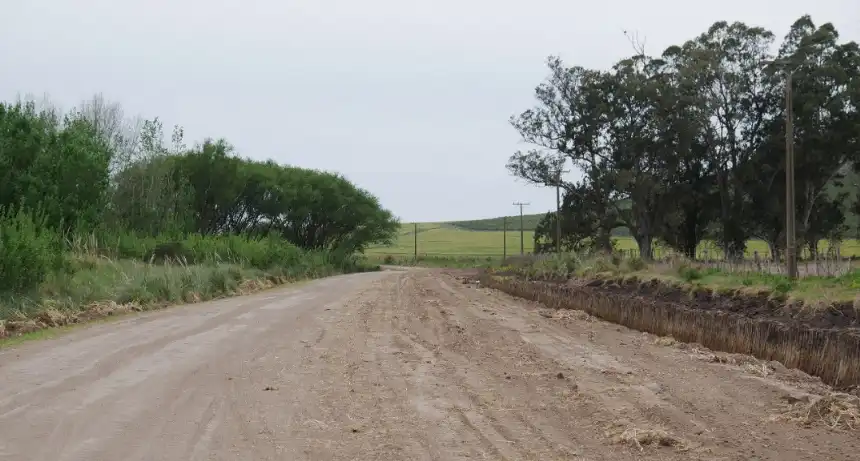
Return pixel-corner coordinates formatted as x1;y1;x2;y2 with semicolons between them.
0;271;368;350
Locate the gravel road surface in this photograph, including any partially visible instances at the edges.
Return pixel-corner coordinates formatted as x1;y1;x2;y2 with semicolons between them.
1;268;856;460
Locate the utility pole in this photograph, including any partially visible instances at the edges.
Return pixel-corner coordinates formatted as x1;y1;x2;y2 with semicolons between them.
414;222;418;261
762;59;798;280
502;216;507;262
553;165;569;254
513;202;529;255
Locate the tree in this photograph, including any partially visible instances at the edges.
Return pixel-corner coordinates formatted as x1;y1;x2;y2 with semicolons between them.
508;60;618;251
509;15;859;261
681;21;778;257
259;166;398;253
533;180;619;253
74;93;142;176
108;118;194;235
0;101;112;232
774;17;860;249
601;55;678;259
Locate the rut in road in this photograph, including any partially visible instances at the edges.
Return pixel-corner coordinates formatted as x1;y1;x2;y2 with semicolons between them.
0;269;858;460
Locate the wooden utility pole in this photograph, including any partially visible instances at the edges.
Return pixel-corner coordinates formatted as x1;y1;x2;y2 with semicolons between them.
502;216;507;262
414;222;418;261
513;202;529;255
763;59;798;280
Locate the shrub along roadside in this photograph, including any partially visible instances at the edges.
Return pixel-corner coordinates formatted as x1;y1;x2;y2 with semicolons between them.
0;207;65;292
0;229;379;339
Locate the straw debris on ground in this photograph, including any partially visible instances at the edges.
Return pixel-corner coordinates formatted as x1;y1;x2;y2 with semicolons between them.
774;393;860;430
606;424;688;451
653;336;678;346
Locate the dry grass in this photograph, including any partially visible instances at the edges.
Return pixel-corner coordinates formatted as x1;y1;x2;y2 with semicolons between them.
539;308;592;322
653;336;678;347
773;393;860;430
1;269;302;344
741;362;776;378
685;347;781;378
607;424;687;451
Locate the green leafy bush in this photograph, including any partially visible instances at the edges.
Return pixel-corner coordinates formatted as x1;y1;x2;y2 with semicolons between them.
771;279;794;295
678;264;703;282
0;207;65;291
625;257;647;271
520;253;581;280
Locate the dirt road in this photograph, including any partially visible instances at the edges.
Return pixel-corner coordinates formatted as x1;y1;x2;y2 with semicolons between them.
1;269;856;460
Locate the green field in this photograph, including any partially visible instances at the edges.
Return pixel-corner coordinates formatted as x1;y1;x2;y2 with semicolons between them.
445;213;631;236
368;222;860;259
366;223;535;257
447;214;546;232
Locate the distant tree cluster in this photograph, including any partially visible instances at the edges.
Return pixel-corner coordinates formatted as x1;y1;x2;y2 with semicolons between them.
0;96;399;255
510;16;860;259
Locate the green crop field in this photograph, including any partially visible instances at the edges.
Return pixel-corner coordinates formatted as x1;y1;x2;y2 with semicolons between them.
443;210;632;236
367;221;860;259
366;223;536;257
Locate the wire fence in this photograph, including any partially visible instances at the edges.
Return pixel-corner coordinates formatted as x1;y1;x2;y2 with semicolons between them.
369;246;859;278
614;243;858;277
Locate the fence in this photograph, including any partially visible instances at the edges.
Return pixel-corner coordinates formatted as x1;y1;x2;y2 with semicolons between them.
369;228;859;277
614;244;857;278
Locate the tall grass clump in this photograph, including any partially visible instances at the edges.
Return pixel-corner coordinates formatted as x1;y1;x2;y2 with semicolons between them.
520;253;581;280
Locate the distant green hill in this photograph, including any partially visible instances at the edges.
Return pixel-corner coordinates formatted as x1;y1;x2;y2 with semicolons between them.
445;199;633;235
445;213;631;237
447;214;546;232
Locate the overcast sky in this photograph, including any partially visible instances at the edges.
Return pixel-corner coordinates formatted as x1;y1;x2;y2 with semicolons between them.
1;1;857;222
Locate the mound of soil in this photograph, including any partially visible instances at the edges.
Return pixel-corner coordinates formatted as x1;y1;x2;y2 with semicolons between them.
585;276;859;330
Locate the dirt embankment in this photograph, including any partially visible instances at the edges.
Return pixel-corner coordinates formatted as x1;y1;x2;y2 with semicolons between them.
481;274;860;389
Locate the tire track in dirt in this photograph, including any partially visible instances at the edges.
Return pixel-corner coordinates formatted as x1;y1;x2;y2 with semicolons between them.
392;272;618;460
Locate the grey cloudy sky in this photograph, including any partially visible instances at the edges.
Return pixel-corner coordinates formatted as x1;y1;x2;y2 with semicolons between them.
1;1;857;222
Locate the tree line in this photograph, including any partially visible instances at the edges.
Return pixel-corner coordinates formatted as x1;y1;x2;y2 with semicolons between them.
0;95;398;262
510;16;860;260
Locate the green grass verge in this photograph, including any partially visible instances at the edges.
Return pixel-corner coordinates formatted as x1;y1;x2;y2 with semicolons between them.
500;253;860;305
0;254;378;343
